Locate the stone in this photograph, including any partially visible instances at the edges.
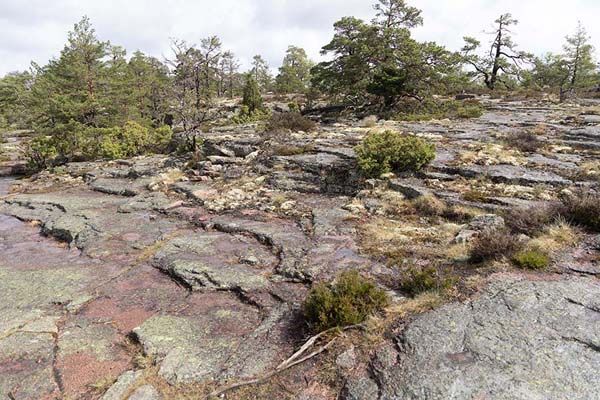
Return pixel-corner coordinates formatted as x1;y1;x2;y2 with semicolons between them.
336;347;357;370
128;385;161;400
374;277;600;400
101;370;143;400
388;178;432;199
342;377;379;400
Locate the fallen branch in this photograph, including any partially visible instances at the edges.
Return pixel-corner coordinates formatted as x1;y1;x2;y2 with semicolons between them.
204;324;364;399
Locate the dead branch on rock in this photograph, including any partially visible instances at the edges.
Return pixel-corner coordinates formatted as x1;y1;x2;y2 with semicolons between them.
204;324;365;399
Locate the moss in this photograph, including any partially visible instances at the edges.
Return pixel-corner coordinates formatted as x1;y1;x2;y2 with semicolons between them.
355;131;435;178
512;250;550;270
302;270;388;333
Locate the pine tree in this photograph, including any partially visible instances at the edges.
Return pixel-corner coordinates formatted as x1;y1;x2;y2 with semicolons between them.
242;74;262;113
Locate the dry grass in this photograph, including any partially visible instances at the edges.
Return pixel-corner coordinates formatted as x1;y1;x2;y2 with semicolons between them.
527;219;578;253
364;292;443;346
411;195;446;216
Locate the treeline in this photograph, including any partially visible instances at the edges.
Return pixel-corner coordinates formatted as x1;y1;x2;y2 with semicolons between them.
0;0;599;167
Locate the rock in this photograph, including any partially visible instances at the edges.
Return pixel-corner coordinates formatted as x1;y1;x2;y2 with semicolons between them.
153;233;275;292
439;164;571;186
388;178;432;199
467;214;505;231
374;276;600;400
128;385;161;400
336;347;357;370
453;229;478;244
90;178;140;197
101;370;143;400
455;94;476;100
342;377;379;400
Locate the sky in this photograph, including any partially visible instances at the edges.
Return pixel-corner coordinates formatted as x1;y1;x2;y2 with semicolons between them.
1;0;599;76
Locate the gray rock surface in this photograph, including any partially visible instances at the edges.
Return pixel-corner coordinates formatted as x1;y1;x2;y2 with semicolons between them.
374;276;600;400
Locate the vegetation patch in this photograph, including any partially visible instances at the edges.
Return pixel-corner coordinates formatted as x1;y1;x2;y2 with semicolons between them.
355;130;435;178
470;227;522;262
398;266;456;297
395;99;483;121
506;131;544;153
559;191;600;232
512;249;551;270
266;112;316;133
302;270;388;333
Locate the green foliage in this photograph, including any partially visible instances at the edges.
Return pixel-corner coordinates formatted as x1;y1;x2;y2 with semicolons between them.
399;266;455;297
312;2;459;107
230;106;271;125
302;270;388;333
266;112;316;133
512;250;550;270
25;136;57;170
242;74;263;113
276;46;313;94
25;121;172;171
354;130;435;178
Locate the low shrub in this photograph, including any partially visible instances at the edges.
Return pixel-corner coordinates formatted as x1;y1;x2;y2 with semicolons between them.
462;190;490;203
230;106;271;125
271;143;315;156
470;227;522;262
355;131;435;179
266;112;316;133
395;99;483;121
455;105;484;119
506;131;543;153
503;204;559;235
559;191;600;232
25;121;173;171
25;136;57;170
411;195;447;216
302;270;388;333
399;266;455;297
512;249;551;270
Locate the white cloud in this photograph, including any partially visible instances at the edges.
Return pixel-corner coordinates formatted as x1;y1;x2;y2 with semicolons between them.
0;0;598;76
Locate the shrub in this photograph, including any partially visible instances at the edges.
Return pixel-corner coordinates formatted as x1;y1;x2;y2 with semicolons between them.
462;190;490;203
302;270;388;333
355;131;435;178
503;204;559;235
506;131;543;153
512;250;550;270
266;112;316;133
25;136;57;170
399;266;455;297
455;105;483;119
395;99;483;121
231;106;271;124
25;121;173;171
411;195;446;216
559;191;600;232
242;74;263;113
470;227;522;262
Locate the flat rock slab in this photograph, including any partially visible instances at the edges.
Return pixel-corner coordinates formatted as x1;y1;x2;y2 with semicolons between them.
153;231;277;292
132;295;293;385
374;276;600;400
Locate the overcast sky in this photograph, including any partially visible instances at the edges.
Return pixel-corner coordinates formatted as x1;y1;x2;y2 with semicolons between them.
1;0;599;76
